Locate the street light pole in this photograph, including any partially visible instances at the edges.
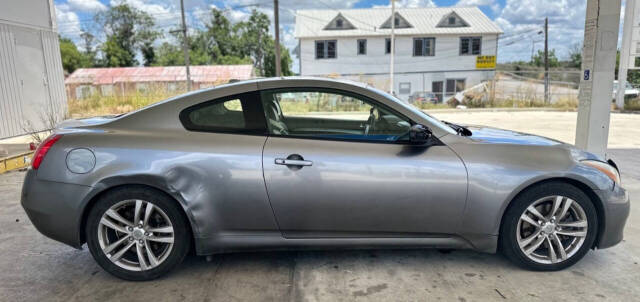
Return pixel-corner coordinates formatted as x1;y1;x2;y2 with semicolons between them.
179;0;192;91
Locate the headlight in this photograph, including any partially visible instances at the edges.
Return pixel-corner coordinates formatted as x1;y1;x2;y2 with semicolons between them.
581;160;621;185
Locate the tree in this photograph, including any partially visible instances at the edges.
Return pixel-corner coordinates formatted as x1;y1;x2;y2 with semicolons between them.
569;44;582;68
59;37;88;74
236;9;292;76
236;9;271;74
80;31;97;66
151;8;292;75
531;49;560;68
263;39;293;77
95;3;160;66
102;35;136;67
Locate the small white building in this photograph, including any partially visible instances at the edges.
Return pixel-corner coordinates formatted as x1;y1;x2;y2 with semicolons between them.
0;0;66;138
295;7;503;102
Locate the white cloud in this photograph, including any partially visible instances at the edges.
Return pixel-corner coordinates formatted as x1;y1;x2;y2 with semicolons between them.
455;0;495;7
374;0;436;8
110;0;180;28
495;0;595;62
55;4;82;40
67;0;106;12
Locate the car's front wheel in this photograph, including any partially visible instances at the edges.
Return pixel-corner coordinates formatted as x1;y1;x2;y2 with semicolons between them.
86;187;191;281
501;182;598;270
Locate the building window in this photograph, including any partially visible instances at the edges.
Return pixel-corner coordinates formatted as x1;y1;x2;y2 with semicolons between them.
357;39;367;55
413;38;435;56
136;83;149;94
336;19;343;28
394;17;400;27
460;37;482;55
385;38;394;54
448;17;456;25
446;79;466;98
399;82;411;94
316;40;337;59
75;85;94;99
101;84;114;96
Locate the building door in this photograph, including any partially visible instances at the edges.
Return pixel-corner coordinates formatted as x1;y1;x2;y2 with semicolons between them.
432;81;443;103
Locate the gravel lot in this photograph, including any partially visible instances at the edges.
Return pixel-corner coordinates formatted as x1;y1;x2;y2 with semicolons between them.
1;111;638;302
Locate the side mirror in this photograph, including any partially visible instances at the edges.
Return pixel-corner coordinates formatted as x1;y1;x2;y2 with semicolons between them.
409;124;432;144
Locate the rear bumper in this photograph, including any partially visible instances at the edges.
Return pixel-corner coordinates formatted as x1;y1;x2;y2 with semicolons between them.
595;184;630;249
20;170;92;248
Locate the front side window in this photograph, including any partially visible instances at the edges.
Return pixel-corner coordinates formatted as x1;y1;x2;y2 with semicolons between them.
261;89;412;142
385;38;392;54
315;40;337;59
413;37;435;56
460;37;481;55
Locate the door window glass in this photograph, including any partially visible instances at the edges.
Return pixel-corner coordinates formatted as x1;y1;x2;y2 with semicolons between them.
261;90;411;142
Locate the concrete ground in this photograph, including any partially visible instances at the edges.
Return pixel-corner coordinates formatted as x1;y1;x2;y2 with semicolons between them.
1;112;639;301
431;111;640;149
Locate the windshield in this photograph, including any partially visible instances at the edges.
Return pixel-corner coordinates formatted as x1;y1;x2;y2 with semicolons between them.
371;88;456;135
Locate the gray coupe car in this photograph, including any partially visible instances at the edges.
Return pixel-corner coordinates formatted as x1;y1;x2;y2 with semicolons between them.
21;77;629;281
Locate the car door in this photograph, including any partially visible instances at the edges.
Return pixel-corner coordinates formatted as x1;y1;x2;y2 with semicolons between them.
260;88;468;238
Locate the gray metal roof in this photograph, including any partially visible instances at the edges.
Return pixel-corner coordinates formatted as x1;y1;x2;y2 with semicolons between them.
295;7;503;38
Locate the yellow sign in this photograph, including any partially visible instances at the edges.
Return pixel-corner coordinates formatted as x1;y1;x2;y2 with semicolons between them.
476;55;497;69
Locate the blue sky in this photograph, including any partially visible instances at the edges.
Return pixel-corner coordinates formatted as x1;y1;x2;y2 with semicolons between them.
54;0;606;72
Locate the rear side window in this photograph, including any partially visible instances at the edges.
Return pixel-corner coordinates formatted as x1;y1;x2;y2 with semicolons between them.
180;92;266;134
188;98;245;129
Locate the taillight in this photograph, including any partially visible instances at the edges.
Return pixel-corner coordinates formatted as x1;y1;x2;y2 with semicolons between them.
32;134;62;170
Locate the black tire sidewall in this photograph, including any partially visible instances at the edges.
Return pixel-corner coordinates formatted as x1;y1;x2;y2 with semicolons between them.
500;182;598;271
86;187;191;281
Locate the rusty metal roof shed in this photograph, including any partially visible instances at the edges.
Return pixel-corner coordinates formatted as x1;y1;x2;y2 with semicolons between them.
65;65;255;85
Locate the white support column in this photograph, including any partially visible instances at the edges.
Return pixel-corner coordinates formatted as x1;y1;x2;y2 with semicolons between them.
616;0;636;109
575;0;622;158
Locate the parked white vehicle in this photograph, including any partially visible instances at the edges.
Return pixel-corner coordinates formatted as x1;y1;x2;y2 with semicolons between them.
612;80;639;99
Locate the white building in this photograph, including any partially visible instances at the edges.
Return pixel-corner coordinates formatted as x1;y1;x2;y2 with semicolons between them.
0;0;66;138
295;7;503;102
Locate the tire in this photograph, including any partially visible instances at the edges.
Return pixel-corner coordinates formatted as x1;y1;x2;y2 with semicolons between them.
86;186;191;281
500;182;598;271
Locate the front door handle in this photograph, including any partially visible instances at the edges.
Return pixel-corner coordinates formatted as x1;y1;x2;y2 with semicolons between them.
275;158;313;166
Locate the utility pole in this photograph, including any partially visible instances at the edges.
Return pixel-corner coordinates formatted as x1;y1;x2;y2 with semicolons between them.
179;0;192;91
389;0;395;94
544;17;549;104
616;0;636;109
274;0;281;77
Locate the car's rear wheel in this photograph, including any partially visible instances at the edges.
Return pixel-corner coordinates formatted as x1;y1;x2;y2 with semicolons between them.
500;182;598;270
86;187;190;281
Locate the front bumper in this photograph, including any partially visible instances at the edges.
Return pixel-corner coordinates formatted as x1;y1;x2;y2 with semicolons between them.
20;170;92;248
595;184;630;249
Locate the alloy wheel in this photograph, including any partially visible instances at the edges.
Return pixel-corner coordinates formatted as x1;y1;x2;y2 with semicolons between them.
516;195;588;264
97;199;174;271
